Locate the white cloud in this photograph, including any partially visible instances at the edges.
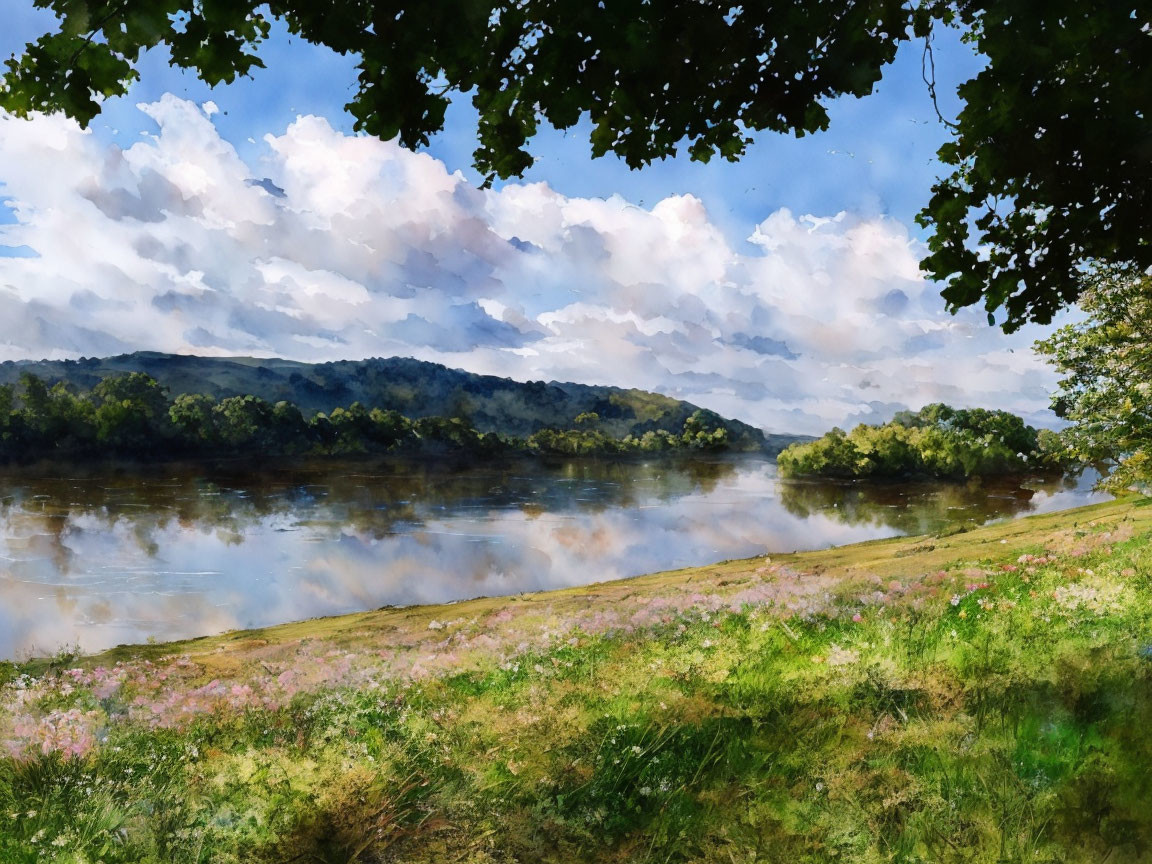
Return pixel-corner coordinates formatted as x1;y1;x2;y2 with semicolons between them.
0;95;1064;434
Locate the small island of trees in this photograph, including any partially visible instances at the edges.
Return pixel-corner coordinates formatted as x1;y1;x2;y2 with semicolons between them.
777;404;1066;480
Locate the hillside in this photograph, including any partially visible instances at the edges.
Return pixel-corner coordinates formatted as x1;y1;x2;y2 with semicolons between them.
0;352;801;453
2;497;1149;862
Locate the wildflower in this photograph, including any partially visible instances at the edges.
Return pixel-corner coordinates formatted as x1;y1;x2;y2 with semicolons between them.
950;595;961;606
827;645;859;667
1052;579;1125;615
851;613;863;623
958;610;968;619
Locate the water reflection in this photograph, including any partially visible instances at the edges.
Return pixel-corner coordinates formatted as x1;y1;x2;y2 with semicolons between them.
0;457;1106;658
776;470;1105;535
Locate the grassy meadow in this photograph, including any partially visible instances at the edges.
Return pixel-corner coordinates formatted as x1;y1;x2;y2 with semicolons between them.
2;496;1152;862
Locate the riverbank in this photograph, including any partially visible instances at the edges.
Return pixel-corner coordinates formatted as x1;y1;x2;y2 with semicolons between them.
3;496;1151;862
2;456;1100;661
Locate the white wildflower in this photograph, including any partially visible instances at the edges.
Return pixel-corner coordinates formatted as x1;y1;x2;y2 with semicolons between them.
827;645;860;667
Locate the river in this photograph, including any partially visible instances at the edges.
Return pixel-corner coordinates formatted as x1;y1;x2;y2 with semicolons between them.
0;456;1106;658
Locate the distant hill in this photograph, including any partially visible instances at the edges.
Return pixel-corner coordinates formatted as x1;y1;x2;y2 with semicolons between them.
0;353;809;454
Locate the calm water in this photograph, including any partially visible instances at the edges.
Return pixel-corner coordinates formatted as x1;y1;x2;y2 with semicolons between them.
0;456;1107;659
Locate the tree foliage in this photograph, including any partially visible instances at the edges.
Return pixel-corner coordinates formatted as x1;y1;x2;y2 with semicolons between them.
1035;266;1152;491
0;354;770;450
0;372;734;462
525;409;729;456
4;1;1149;327
916;2;1152;330
777;403;1064;480
0;0;909;178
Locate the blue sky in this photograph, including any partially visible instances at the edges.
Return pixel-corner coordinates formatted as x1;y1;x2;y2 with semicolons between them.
0;7;1060;435
0;4;984;234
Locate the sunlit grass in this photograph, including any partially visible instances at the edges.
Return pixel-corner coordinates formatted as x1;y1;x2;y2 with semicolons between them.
2;497;1151;861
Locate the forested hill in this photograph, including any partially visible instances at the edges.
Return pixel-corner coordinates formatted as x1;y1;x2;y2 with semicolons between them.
0;353;799;454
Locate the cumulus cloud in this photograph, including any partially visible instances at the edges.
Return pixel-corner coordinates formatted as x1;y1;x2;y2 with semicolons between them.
0;95;1062;434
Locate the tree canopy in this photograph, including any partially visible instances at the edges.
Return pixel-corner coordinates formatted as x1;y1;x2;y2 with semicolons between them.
776;403;1065;480
2;1;1149;329
0;372;736;462
1035;266;1152;491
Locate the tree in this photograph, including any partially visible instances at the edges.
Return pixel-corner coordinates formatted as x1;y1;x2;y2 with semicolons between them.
328;402;375;452
270;400;310;453
573;412;600;428
170;393;219;448
0;384;12;451
527;425;620;456
851;422;920;474
213;395;274;449
5;1;1149;328
681;410;729;450
413;415;490;453
13;373;96;450
1035;266;1152;491
308;412;339;451
16;372;51;434
777;427;866;478
916;2;1152;330
90;372;171;451
777;404;1055;480
367;407;415;450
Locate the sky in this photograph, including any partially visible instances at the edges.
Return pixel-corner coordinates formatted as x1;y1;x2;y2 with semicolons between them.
0;6;1067;435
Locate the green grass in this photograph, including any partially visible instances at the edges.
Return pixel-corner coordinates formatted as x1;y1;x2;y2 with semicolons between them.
3;497;1152;862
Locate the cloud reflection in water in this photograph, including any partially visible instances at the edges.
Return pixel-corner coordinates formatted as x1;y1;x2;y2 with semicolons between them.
0;458;1106;658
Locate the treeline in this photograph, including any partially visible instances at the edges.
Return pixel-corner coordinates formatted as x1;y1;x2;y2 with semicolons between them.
0;373;732;462
0;352;772;450
777;403;1066;480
